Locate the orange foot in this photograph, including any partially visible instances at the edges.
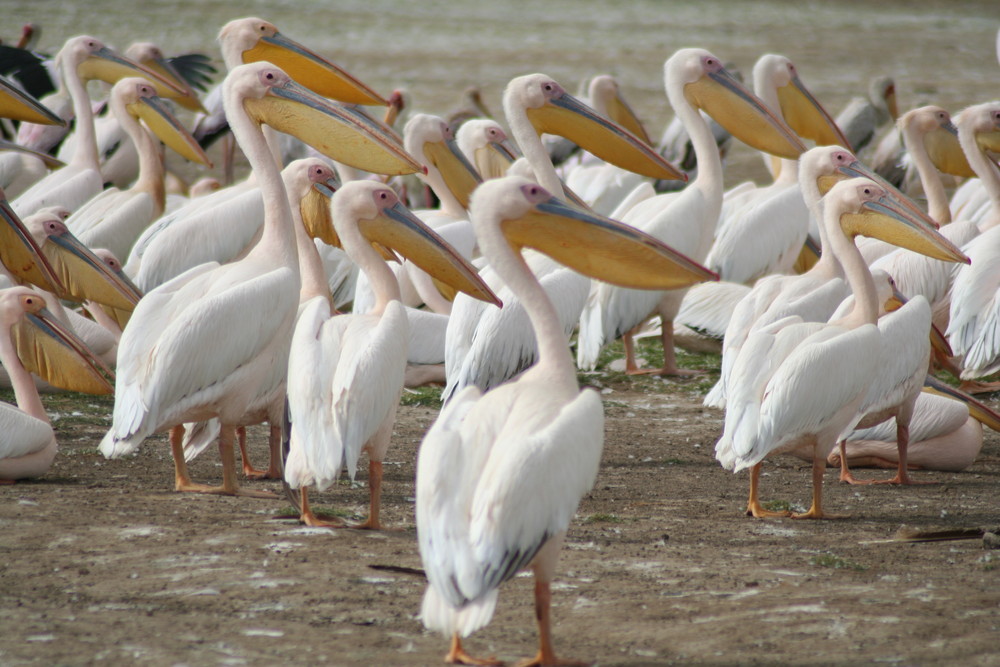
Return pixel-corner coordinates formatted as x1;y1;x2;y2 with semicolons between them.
746;503;792;519
514;653;590;667
790;508;850;520
447;644;504;666
301;510;345;528
176;480;277;499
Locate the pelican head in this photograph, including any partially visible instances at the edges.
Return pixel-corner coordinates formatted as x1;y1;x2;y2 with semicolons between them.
283;158;343;248
113;77;212;166
753;53;850;150
219;17;386;105
24;212;143;310
505;73;685;181
404;113;482;209
456;119;519;180
586;74;652;144
125;42;207;112
0;194;62;293
226;62;420;175
64;36;183;94
472;176;717;290
956;101;1000;157
1;287;114;394
900;106;974;178
666;48;805;159
0;76;63;126
331;180;499;305
829;177;968;263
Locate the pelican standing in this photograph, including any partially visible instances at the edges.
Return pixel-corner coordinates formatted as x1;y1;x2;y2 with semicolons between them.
418;175;715;665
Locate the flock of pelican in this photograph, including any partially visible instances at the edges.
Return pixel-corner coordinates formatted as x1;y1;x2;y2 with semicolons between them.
1;16;999;665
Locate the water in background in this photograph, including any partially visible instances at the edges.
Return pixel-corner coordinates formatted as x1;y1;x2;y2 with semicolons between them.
7;1;999;182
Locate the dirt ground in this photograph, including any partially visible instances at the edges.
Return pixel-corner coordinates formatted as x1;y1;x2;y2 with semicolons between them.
2;345;999;667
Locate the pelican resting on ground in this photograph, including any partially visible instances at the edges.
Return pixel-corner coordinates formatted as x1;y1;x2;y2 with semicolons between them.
0;286;112;482
417;175;715;665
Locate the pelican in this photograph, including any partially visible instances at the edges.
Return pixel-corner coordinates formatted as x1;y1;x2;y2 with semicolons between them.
12;36;180;218
417;175;715;665
0;76;65;197
61;77;211;261
456;118;518;180
835;76;898;156
946;102;1000;391
99;61;420;497
284;179;498;529
576;48;806;376
716;177;967;519
0;286;113;482
441;71;685;401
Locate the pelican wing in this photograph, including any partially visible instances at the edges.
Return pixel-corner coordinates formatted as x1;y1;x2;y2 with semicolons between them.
947;227;1000;377
857;297;931;417
0;402;53;459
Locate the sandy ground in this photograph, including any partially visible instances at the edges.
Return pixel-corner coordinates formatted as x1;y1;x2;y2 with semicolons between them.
2;344;999;667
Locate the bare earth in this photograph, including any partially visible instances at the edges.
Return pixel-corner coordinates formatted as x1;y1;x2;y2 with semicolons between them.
3;346;999;667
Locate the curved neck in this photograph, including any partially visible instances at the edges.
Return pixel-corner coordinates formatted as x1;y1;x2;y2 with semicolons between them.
336;217;400;314
827;213;877;327
668;86;724;198
291;199;332;305
959;123;1000;229
505;101;563;195
227;92;299;283
116;100;166;216
478;221;575;386
0;325;47;422
903;123;950;223
63;63;100;172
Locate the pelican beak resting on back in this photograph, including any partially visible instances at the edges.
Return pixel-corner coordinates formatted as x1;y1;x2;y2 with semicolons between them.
222;17;388;106
0;77;64;126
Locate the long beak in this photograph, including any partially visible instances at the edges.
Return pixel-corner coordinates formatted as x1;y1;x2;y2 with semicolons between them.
775;75;851;150
78;46;184;93
685;66;805;159
0;199;62;292
11;305;114;394
503;195;718;290
128;95;212;166
606;91;652;145
975;123;1000;154
306;180;399;262
421;137;482;209
359;201;500;305
43;230;143;309
0;78;64;126
474;137;519;180
142;57;207;112
922;375;1000;433
841;193;969;264
818;158;940;228
526;92;686;181
243;32;387;106
0;138;65;169
245;79;421;175
926;120;975;178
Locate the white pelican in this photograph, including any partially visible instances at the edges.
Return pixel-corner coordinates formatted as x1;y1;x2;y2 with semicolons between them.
12;36;180;218
946;102;1000;391
456;118;518;180
0;286;113;482
417;175;715;665
285;179;498;529
716;177;967;519
835;76;898;156
442;72;686;401
99;61;420;497
706;53;850;284
63;77;211;261
576;48;806;376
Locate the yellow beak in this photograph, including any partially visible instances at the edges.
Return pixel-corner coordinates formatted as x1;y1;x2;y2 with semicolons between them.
421;136;483;210
922;374;1000;433
0;78;64;126
40;227;143;310
11;301;114;394
926;120;975;178
128;94;213;167
502;194;718;290
140;57;207;113
242;32;386;106
0;198;62;293
526;91;685;181
358;201;500;306
474;138;519;180
605;90;652;145
685;65;806;159
775;74;851;149
77;46;184;93
244;77;421;175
